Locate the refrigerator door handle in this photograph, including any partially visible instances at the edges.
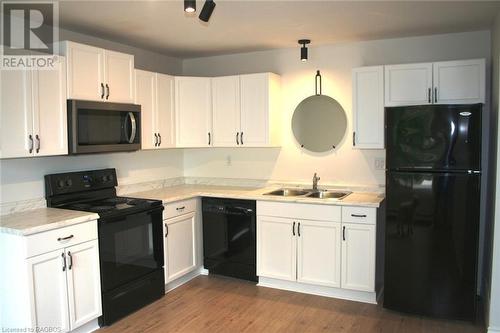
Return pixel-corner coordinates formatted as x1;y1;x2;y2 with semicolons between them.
459;112;471;144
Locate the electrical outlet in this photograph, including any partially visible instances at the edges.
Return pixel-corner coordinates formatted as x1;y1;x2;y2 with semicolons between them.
374;157;385;170
226;155;232;166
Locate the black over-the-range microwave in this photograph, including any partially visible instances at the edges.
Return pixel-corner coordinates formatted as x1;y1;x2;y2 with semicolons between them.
67;100;141;155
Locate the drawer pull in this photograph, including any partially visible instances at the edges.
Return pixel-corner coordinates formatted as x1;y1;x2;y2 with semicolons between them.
351;214;367;218
165;224;169;237
343;226;346;241
67;251;73;270
61;253;66;271
176;206;185;211
57;235;74;241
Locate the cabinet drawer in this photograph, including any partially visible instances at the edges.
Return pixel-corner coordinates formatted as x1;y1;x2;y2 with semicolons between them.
342;206;376;224
26;220;98;258
257;201;341;222
164;199;197;220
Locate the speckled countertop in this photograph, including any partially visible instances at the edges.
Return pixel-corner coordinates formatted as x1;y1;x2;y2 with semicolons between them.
0;208;99;236
0;185;384;236
129;185;385;208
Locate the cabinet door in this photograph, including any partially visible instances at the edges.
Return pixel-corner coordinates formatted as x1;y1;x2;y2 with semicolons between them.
165;212;197;282
433;59;485;104
33;57;68;156
341;223;375;292
156;74;175;148
352;66;384;149
385;63;433;106
240;73;269;146
0;69;33;158
65;42;104;101
175;77;212;147
65;240;102;330
104;50;134;103
297;220;341;288
212;76;240;147
135;70;157;149
26;250;70;332
257;216;296;281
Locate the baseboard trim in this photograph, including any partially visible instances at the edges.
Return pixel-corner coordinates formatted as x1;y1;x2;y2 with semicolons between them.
72;319;99;333
165;267;203;293
258;277;377;304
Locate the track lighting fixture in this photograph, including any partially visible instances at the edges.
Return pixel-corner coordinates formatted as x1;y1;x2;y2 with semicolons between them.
199;0;216;22
184;0;196;13
298;39;311;62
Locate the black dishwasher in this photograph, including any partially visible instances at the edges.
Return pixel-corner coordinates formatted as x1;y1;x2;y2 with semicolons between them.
202;198;257;282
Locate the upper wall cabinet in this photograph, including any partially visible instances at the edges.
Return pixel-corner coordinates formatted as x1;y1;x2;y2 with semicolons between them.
352;66;384;149
384;59;485;106
210;73;282;148
1;57;67;159
61;41;134;103
433;59;485;104
175;77;212;147
135;70;175;149
384;63;433;106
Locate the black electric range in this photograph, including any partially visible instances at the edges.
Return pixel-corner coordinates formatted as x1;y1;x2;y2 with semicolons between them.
45;168;165;327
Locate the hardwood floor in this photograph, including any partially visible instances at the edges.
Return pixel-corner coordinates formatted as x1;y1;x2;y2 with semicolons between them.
98;275;484;333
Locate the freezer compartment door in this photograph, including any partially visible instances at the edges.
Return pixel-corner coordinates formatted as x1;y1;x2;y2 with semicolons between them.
384;171;480;321
386;104;481;171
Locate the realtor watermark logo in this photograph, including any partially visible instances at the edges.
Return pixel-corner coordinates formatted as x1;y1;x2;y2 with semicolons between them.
1;1;59;70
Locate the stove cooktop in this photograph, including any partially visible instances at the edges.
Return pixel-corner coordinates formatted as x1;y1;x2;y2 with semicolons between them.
64;196;162;216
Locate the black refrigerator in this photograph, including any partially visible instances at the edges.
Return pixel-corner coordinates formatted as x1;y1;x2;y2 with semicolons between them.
384;104;482;321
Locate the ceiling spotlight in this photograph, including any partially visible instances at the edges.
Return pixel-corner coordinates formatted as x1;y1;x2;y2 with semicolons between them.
184;0;196;13
199;0;216;22
298;39;311;62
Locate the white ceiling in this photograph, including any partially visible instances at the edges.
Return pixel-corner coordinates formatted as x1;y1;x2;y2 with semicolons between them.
59;0;500;58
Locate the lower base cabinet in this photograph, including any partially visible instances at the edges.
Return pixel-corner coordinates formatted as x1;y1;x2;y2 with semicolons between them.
0;221;101;332
257;201;378;296
163;199;199;284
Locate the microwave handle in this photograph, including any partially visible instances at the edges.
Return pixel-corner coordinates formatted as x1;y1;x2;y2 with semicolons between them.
126;112;137;143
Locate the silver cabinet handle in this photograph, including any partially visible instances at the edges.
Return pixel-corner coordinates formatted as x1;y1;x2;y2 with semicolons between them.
165;223;169;237
297;222;301;237
101;83;105;99
158;133;161;146
67;251;73;270
35;135;40;153
57;235;74;241
176;206;185;211
240;132;243;145
292;221;296;236
208;132;211;145
236;132;240;145
428;88;431;103
61;253;66;271
352;132;356;146
351;214;367;218
434;87;438;103
154;133;158;146
28;135;33;153
106;84;110;100
343;226;346;241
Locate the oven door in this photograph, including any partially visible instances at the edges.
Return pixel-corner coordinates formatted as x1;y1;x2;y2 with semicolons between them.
98;207;164;292
68;99;141;154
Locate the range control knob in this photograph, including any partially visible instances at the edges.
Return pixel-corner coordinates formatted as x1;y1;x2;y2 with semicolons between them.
66;179;73;187
57;179;65;188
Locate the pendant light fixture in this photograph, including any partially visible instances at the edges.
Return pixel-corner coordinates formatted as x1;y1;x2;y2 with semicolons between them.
184;0;196;13
298;39;311;62
199;0;216;22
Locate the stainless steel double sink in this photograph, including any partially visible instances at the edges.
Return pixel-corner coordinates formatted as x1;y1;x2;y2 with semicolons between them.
263;188;351;200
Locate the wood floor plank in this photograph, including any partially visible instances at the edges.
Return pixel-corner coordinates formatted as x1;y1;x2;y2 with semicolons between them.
97;275;484;333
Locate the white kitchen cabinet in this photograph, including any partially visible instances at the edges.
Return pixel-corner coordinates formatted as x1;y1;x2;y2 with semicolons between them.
175;77;212;147
62;41;134;103
164;212;197;282
0;57;67;159
433;59;485;104
341;223;376;292
26;250;70;332
352;66;384;149
135;70;175;149
240;73;281;147
211;75;241;147
297;220;341;288
65;240;102;330
257;216;296;281
384;63;433;106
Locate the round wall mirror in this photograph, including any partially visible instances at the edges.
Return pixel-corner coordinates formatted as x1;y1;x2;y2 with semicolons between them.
292;94;347;153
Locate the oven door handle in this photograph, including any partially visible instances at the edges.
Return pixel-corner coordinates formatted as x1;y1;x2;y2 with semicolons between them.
125;112;137;144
